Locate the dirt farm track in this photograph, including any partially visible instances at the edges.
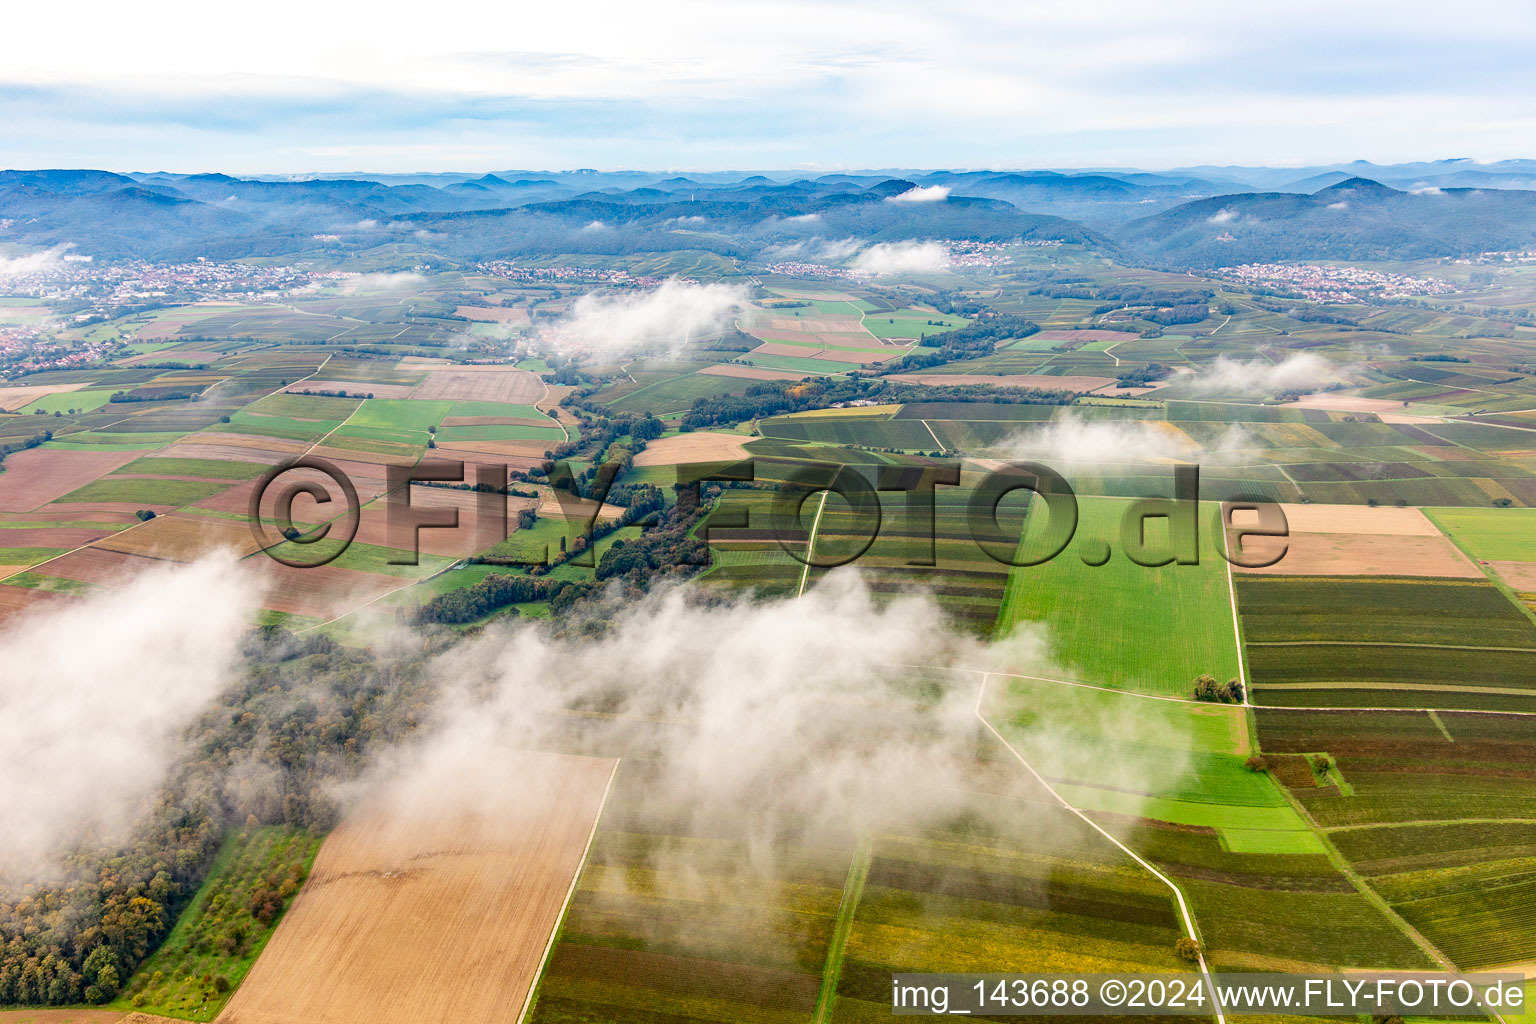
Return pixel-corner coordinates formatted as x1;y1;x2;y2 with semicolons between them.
216;749;616;1024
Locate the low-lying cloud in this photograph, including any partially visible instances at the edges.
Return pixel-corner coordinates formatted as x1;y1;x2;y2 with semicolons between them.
1192;352;1341;394
888;185;950;203
0;555;263;877
850;240;951;276
0;245;72;278
1002;414;1202;465
344;570;1195;926
767;236;862;261
346;271;426;291
549;278;749;358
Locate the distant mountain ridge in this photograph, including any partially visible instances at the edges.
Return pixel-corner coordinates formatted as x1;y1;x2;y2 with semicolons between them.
0;169;1102;260
1118;177;1536;266
5;164;1536;266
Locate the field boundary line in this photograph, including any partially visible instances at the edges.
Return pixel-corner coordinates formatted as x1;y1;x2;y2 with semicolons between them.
517;757;620;1024
921;418;945;451
1251;701;1536;716
1423;507;1536;631
300;396;367;459
884;662;1212;705
975;673;1226;1024
1247;639;1536;652
797;486;831;598
1324;817;1536;833
1219;518;1249;705
297;557;462;634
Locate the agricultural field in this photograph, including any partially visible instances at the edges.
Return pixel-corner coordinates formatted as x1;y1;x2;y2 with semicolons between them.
1257;708;1536;972
222;750;615;1024
6;225;1536;1024
981;674;1430;973
1237;575;1536;709
995;497;1241;695
113;827;321;1021
529;759;849;1024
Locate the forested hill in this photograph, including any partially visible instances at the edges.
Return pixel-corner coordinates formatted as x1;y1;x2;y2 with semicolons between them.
0;170;1101;260
10;167;1536;266
1117;177;1536;266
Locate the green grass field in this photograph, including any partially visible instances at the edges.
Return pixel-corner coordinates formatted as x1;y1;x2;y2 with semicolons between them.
1427;506;1536;560
991;675;1317;852
995;497;1241;694
113;456;272;480
331;398;453;444
56;476;228;506
20;389;117;414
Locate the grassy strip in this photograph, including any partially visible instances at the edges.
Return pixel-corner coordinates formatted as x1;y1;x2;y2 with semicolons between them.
113;826;322;1021
813;836;871;1024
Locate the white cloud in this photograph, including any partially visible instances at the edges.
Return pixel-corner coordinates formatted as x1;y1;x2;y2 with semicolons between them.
0;555;263;876
549;277;749;357
887;184;950;203
0;245;73;278
367;571;1187;863
767;236;863;261
1002;414;1200;466
1192;352;1341;393
1207;208;1238;224
345;271;426;291
849;240;951;277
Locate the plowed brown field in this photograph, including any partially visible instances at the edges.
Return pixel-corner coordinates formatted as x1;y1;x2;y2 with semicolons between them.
217;750;616;1024
411;368;544;404
0;449;151;512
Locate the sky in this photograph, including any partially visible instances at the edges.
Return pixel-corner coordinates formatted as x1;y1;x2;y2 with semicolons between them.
5;0;1536;174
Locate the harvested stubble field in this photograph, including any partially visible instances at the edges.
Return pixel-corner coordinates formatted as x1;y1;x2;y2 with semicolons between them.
158;435;307;463
1235;532;1480;578
94;514;263;561
219;750;615;1024
284;380;415;399
629;431;750;467
0;381;87;412
699;363;812;381
350;489;533;558
247;561;408;618
35;547;169;586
